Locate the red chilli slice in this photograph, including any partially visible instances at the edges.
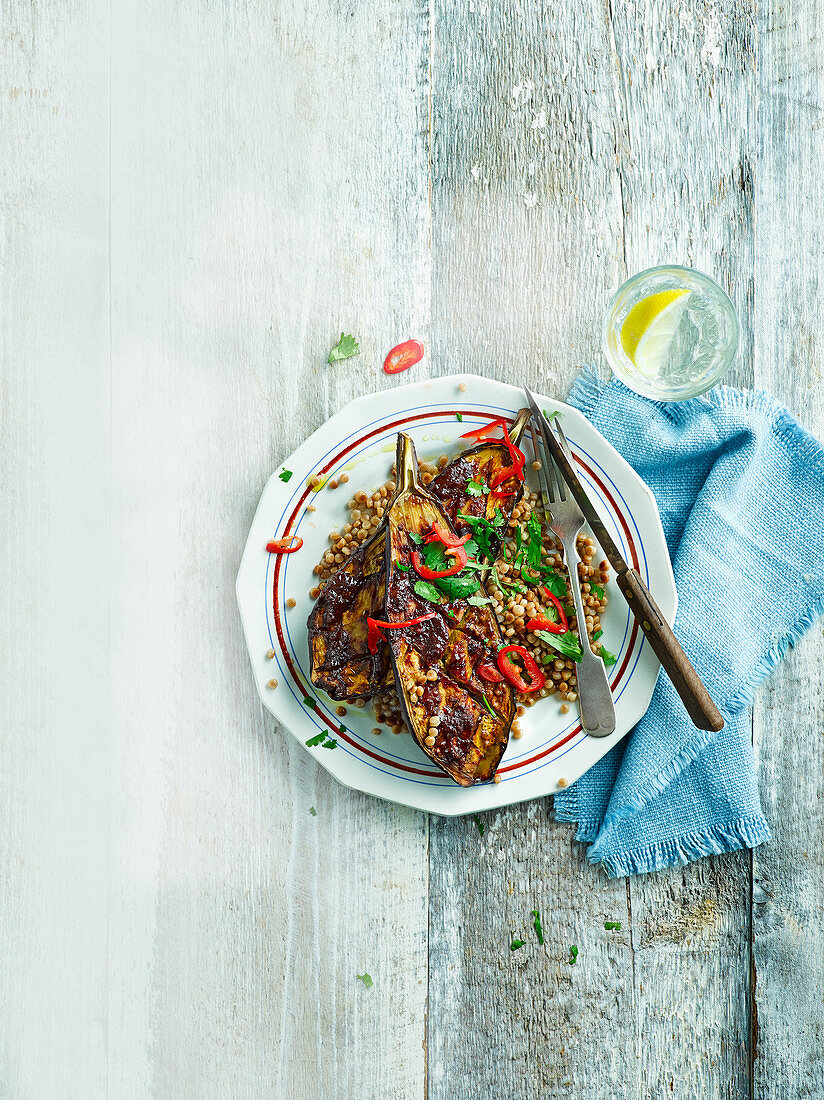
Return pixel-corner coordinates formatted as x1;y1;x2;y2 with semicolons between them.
366;613;437;654
383;339;424;375
266;535;304;553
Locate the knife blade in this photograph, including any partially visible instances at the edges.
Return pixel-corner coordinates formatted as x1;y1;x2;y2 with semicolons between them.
524;386;724;734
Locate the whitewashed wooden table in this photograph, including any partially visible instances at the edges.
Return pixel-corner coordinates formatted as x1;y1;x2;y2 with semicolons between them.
2;1;822;1097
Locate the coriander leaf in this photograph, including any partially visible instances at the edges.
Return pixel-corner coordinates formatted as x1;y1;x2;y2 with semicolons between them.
535;629;584;661
394;560;411;572
414;579;444;604
279;469;293;483
567;944;578;965
474;814;485;836
456;412;463;423
327;333;360;364
309;806;317;816
492;567;526;596
356;973;373;988
520;563;549;586
415;541;481;600
418;539;453;573
532;909;544;945
510;939;525;951
322;738;338;749
305;731;326;747
467;594;493;607
437;571;481;600
604;921;621;930
408;532;423;544
524;514;545;567
590;582;605;600
542;408;560;422
466;478;489;497
599;645;618;667
543;572;567;599
592;629;603;641
303;696;315;707
493;506;506;527
464;539;480;559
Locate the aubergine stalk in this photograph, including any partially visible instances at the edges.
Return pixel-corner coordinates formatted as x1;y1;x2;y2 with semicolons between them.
382;433;515;786
307;409;530;703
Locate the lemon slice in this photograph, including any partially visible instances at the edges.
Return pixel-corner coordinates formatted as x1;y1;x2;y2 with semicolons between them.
620;289;691;378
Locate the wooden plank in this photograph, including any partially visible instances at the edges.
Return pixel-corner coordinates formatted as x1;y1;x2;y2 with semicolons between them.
751;1;824;1095
429;1;759;1096
611;0;757;1095
427;2;638;1096
107;2;430;1097
0;3;111;1097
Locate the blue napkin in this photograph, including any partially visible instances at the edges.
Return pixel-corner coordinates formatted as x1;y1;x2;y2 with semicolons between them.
554;366;824;877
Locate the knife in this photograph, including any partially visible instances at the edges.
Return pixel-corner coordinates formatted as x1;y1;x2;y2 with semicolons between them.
524;387;724;734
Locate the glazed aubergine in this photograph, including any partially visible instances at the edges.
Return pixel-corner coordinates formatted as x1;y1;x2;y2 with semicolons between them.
380;434;515;786
307;409;530;702
306;530;390;701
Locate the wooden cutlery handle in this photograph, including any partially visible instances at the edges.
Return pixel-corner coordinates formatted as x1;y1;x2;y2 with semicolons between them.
616;569;725;733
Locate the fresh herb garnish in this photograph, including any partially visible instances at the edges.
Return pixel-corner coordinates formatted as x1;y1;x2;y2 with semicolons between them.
322;737;338;749
590;582;605;600
356;973;373;988
456;412;463;423
309;806;317;816
466;478;489;497
305;731;326;747
567;944;578;965
467;594;493;607
532;909;544;945
543;409;560;422
543;572;567;599
394;560;411;572
535;629;584;661
599;645;617;667
415;540;481;600
481;694;496;717
279;469;293;483
408;532;423;544
510;939;525;951
492;567;526;596
303;696;315;707
327;333;359;364
604;921;622;930
510;513;557;587
460;514;502;563
414;579;444;604
592;629;603;641
474;814;485;836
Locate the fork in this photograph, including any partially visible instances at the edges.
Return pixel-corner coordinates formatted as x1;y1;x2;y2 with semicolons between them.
535;420;616;738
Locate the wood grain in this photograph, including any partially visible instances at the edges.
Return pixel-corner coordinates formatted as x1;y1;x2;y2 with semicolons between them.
427;3;638;1097
107;1;430;1098
612;2;760;1096
0;3;110;1096
751;1;824;1095
2;0;824;1096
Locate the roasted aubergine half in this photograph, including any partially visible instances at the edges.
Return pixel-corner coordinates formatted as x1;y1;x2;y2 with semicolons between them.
381;433;515;786
306;409;530;702
306;529;390;701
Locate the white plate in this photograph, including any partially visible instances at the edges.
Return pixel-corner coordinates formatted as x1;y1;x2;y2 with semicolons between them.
236;374;676;815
